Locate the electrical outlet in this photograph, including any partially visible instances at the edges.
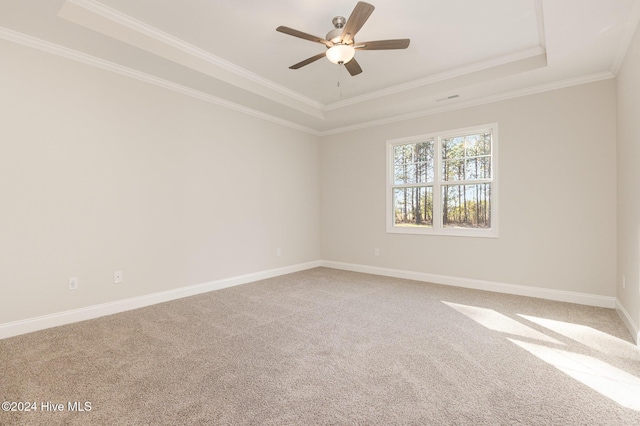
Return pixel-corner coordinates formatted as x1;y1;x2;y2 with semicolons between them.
69;277;78;290
622;276;626;290
114;270;123;283
276;248;282;257
374;248;380;256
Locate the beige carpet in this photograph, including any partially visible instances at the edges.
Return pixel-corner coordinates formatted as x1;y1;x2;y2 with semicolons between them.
1;267;639;425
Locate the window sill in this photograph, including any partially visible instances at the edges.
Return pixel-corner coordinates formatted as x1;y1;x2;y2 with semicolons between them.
386;226;498;238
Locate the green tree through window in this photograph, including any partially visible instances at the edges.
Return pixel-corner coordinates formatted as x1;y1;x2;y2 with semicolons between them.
387;124;497;237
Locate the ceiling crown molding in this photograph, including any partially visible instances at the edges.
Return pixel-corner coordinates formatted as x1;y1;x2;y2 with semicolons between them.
60;0;326;117
0;25;612;138
320;71;615;136
60;0;555;123
325;46;547;111
60;0;551;117
0;26;320;136
1;0;627;137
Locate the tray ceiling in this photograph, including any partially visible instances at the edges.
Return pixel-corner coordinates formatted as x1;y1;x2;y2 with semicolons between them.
1;0;638;134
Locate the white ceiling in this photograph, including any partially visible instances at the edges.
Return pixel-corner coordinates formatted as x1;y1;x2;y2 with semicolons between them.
1;0;638;134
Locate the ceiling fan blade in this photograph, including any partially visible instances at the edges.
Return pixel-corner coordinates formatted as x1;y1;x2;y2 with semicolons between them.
355;39;411;50
289;52;327;69
341;2;375;44
276;26;332;47
344;58;363;76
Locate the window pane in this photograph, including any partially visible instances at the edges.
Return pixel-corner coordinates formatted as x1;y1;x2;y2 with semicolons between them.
394;141;434;184
465;158;477;180
443;159;464;181
464;156;491;180
393;186;433;227
442;136;464;160
442;184;491;228
478;156;491;179
443;132;492;181
465;133;492;156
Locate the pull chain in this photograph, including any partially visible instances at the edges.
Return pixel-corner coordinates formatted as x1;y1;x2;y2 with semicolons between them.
337;64;343;98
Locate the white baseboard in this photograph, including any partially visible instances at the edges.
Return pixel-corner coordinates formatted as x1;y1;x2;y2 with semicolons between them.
320;260;618;309
323;260;638;345
615;299;640;346
0;260;321;340
2;260;629;342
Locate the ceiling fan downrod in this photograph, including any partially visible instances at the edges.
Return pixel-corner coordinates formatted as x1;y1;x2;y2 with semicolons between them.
326;16;348;44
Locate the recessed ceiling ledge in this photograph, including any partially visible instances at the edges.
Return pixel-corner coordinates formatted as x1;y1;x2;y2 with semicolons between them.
58;0;327;121
324;46;547;112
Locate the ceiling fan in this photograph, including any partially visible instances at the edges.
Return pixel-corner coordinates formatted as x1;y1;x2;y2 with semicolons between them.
276;1;410;76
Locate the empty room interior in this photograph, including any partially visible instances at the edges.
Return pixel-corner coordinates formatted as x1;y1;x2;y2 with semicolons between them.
2;0;640;424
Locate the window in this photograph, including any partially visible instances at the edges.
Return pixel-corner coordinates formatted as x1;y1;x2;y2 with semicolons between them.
387;124;498;237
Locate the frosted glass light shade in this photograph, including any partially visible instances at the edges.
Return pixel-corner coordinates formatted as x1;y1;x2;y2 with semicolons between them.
326;44;355;64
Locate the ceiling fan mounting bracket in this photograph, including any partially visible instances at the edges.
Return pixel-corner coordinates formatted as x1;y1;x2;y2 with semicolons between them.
332;16;346;29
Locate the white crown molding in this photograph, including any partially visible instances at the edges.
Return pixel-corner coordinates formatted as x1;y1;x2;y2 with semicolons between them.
325;46;547;111
319;71;615;136
0;27;320;136
325;0;547;111
0;25;616;138
63;0;325;112
321;260;617;308
0;261;322;340
63;0;551;116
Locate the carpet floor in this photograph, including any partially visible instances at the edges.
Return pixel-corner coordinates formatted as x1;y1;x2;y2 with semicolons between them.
1;267;640;425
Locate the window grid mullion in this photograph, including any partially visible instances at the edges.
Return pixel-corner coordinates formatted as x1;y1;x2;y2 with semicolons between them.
442;179;493;186
433;136;443;230
391;183;433;189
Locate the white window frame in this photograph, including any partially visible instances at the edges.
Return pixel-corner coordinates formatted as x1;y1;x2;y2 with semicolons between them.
386;123;498;238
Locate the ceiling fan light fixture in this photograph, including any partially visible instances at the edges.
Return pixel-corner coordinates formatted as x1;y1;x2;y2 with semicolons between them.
326;44;355;64
277;2;409;76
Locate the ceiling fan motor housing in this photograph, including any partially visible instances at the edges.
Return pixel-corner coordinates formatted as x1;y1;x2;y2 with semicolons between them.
327;16;350;44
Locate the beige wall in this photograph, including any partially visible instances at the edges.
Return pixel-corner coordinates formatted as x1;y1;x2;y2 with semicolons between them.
320;80;617;297
0;40;320;324
616;22;640;334
0;34;625;329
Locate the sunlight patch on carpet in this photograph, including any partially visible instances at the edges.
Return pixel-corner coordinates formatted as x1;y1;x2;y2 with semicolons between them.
517;314;638;359
442;301;562;344
509;339;640;411
442;300;640;411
